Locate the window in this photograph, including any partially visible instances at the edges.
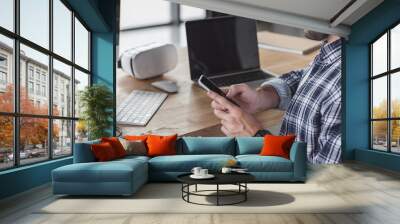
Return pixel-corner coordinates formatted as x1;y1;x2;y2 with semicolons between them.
0;0;91;170
0;0;14;31
74;18;89;70
0;53;8;89
20;0;49;49
28;67;34;80
35;70;41;81
19;117;49;165
370;23;400;153
0;54;7;67
36;83;40;95
74;69;89;118
53;119;72;158
0;35;13;112
53;0;72;60
0;71;7;84
53;59;72;117
119;1;206;30
0;116;13;170
28;81;34;94
42;85;46;97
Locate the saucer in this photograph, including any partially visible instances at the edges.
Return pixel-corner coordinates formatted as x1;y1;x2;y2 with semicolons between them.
190;174;215;179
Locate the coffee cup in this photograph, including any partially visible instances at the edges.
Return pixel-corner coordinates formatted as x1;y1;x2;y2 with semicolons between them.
191;167;202;176
221;167;232;174
199;169;208;176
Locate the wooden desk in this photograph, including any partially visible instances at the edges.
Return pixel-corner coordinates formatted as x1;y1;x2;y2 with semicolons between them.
117;48;318;136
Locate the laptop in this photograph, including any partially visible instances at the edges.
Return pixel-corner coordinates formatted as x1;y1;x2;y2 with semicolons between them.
186;16;273;87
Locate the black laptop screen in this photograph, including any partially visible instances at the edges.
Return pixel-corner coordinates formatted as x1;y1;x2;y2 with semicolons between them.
186;16;260;80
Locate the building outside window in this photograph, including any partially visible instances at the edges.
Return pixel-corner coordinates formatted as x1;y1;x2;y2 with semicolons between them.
41;85;46;97
28;81;34;94
0;71;7;90
0;54;7;90
28;66;34;79
35;83;40;95
0;54;7;67
0;0;91;170
41;73;46;83
35;70;40;81
370;22;400;154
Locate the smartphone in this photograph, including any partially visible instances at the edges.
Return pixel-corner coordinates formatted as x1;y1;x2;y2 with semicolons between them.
198;75;240;107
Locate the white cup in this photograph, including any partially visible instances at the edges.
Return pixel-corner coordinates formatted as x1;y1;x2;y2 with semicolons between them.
221;167;232;174
191;167;202;176
200;169;208;176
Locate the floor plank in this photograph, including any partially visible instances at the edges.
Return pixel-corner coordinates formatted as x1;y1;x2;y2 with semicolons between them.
1;162;400;224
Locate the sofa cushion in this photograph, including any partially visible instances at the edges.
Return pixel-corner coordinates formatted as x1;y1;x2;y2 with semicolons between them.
115;155;150;163
53;159;147;183
236;137;263;155
101;137;127;158
149;154;235;172
73;140;100;163
236;155;293;172
91;142;118;162
119;139;147;156
147;134;177;157
178;137;235;155
260;135;296;159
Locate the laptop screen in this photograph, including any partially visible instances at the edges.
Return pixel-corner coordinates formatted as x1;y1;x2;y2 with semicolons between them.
186;16;260;81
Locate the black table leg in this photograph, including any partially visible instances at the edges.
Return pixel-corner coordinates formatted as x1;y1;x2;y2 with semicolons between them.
245;183;247;201
195;184;198;192
187;184;190;202
216;184;219;206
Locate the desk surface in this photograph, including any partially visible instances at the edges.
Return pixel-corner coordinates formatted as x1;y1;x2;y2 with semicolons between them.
117;47;318;136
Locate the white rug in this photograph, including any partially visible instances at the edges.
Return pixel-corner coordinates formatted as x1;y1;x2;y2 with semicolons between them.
38;183;361;214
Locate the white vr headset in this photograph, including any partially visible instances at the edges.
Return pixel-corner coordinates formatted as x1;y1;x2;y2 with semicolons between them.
118;43;178;80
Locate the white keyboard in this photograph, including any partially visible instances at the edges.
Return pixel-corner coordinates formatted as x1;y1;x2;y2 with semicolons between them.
117;90;168;126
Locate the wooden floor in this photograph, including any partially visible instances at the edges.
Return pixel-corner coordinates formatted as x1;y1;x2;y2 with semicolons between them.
1;162;400;224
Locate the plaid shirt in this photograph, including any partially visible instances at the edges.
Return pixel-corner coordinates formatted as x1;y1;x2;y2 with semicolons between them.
262;39;342;164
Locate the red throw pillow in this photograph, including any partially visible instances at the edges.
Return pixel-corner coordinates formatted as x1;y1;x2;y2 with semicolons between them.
259;135;296;159
146;134;177;157
91;142;118;161
101;137;126;158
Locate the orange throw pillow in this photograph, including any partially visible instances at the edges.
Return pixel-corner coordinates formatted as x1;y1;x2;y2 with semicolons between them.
91;142;117;162
101;137;126;158
124;135;148;141
259;135;296;159
146;134;178;157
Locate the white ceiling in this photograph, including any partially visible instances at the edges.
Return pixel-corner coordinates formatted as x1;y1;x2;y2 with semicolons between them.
166;0;384;37
226;0;352;21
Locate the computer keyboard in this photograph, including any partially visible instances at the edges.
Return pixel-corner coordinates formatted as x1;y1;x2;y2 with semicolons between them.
117;90;168;126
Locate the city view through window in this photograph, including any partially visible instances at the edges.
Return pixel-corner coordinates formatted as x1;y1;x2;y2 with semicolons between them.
371;23;400;153
0;0;90;170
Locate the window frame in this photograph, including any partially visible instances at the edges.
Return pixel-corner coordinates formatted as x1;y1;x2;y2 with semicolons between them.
369;20;400;154
0;0;92;171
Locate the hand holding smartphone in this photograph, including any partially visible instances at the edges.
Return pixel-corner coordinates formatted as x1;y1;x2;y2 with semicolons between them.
198;75;240;107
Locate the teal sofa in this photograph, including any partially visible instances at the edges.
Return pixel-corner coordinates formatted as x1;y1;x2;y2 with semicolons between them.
52;137;306;196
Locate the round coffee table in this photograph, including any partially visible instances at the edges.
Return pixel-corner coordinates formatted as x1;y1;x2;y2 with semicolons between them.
177;173;255;206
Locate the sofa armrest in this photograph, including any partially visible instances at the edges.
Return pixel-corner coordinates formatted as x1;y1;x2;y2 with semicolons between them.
73;140;100;163
289;141;307;181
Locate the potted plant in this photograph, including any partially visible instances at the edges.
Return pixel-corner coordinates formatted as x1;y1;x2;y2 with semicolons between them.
79;84;113;140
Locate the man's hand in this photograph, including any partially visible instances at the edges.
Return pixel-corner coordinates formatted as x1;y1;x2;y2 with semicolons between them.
223;84;280;114
207;91;263;137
